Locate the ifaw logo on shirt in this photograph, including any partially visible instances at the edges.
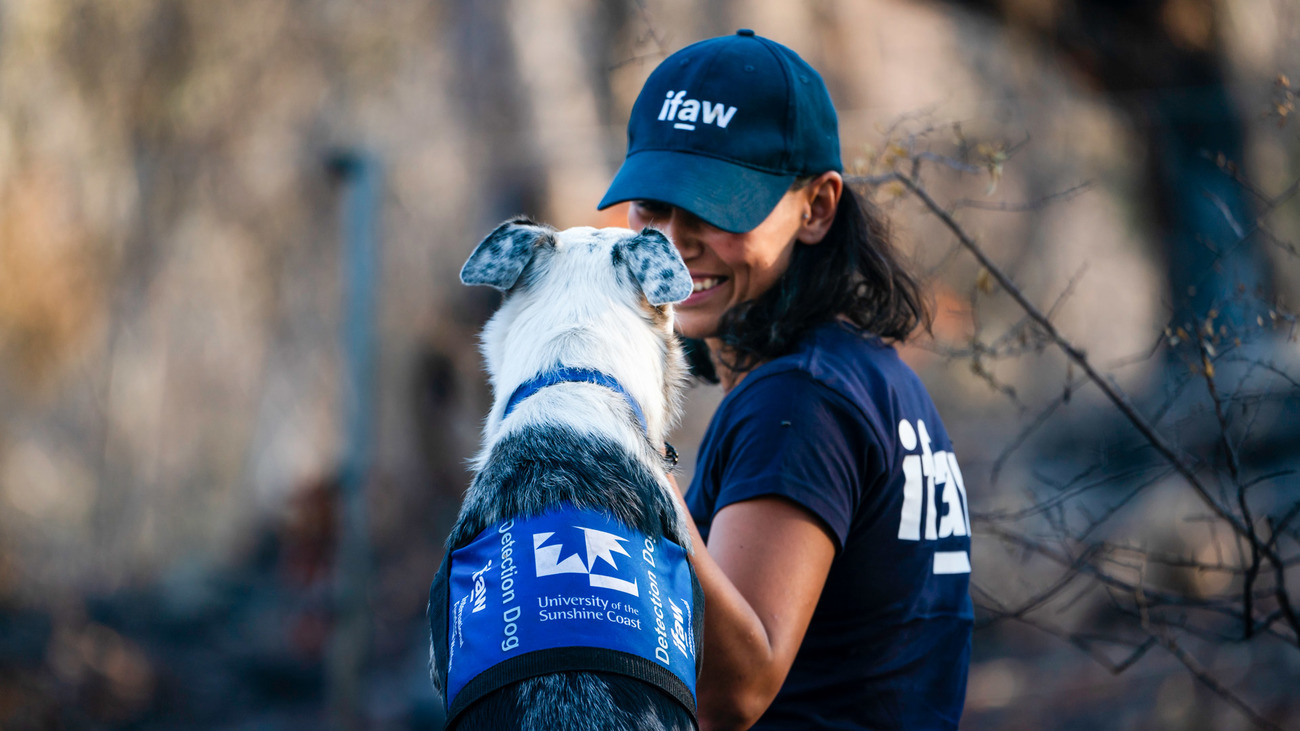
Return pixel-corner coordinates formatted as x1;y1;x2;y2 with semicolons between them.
656;90;738;131
896;418;971;575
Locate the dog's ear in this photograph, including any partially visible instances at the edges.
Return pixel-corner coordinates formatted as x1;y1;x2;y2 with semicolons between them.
460;217;554;291
620;228;692;306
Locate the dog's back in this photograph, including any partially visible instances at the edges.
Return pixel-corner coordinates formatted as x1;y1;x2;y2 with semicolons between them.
430;220;700;731
438;428;696;731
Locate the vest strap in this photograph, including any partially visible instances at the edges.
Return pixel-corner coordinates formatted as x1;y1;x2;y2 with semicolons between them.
448;646;696;722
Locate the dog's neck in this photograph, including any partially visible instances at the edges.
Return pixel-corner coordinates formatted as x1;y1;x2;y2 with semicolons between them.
502;367;648;433
474;292;680;469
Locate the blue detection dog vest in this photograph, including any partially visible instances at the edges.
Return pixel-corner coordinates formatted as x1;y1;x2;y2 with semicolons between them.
430;505;702;723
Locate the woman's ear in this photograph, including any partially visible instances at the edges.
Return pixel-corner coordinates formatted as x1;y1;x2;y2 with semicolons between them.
796;171;843;245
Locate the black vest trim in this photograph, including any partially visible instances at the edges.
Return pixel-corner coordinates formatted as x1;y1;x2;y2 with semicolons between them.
448;646;697;723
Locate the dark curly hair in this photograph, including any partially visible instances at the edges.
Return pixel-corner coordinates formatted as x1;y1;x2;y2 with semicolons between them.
685;181;931;383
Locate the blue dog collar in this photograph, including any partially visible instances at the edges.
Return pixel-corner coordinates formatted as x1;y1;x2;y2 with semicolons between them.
502;367;648;432
442;505;698;718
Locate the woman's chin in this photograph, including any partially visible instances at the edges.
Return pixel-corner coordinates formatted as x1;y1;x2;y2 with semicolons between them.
672;315;719;342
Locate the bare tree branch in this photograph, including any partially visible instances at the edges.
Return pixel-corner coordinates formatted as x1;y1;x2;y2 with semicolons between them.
1152;632;1284;731
952;181;1093;212
851;122;1300;721
884;170;1266;546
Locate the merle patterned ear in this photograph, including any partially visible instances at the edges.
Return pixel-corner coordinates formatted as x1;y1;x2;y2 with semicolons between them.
460;217;554;290
620;228;692;306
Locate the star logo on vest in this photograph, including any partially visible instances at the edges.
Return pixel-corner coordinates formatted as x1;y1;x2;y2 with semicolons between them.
533;527;640;596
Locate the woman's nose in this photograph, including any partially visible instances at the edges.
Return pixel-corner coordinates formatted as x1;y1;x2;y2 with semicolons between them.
660;208;702;260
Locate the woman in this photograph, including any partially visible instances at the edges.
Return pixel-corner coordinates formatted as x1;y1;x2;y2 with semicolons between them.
598;31;973;730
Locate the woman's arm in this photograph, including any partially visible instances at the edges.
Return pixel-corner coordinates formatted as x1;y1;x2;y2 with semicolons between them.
669;474;837;731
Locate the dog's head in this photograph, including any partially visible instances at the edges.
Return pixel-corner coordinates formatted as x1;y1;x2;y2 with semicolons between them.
460;218;692;448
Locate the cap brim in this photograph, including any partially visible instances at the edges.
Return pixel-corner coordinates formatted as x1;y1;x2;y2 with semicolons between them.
598;150;796;234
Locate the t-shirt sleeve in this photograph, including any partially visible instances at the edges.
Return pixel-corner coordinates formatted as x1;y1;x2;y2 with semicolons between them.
709;370;877;551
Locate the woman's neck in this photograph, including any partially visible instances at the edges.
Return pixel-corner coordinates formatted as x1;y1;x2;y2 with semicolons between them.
705;337;762;393
705;316;846;391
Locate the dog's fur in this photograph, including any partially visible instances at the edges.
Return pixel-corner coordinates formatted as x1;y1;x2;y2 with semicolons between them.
432;218;698;731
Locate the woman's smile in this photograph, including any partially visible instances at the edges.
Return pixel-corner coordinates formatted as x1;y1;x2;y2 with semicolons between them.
628;192;814;341
691;276;725;294
683;274;728;306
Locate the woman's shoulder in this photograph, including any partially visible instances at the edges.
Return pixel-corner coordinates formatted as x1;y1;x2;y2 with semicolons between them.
743;321;911;393
728;321;934;436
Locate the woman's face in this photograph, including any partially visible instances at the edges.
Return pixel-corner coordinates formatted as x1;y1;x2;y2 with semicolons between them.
627;189;811;341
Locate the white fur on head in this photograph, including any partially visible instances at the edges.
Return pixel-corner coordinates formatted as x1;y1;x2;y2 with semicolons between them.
461;221;691;470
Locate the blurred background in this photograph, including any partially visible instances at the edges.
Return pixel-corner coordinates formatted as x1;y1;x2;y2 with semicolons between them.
0;0;1297;729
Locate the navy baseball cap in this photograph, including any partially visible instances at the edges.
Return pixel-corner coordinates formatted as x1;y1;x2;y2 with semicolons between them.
599;29;842;233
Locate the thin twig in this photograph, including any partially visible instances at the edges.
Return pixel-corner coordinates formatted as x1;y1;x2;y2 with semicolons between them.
1203;190;1246;239
1191;323;1261;640
988;384;1073;486
1046;263;1090;322
984;526;1245;614
975;547;1098;628
1267;517;1300;644
1152;632;1284;731
952;181;1093;212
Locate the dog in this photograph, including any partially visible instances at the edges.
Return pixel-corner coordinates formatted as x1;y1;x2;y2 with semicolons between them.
428;218;703;731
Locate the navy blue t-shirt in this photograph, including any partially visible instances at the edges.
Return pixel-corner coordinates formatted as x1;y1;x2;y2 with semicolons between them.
686;322;973;730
